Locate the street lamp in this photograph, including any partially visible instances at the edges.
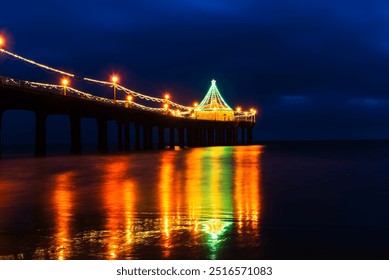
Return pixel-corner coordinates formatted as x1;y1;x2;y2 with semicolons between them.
0;36;4;48
164;103;169;114
191;102;198;119
111;75;119;103
61;78;68;96
126;95;133;108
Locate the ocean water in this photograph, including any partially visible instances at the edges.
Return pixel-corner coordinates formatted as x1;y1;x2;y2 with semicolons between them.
0;143;389;260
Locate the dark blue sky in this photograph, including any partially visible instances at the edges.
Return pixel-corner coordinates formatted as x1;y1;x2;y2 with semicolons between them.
2;0;389;141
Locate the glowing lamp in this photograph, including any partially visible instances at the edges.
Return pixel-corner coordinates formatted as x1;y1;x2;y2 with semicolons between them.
127;95;133;101
194;102;198;107
164;93;170;100
61;78;68;86
0;36;4;47
164;104;168;109
111;76;119;83
236;107;241;112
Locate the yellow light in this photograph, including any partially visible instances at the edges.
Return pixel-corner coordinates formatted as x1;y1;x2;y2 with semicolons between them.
0;36;4;47
244;112;248;116
164;93;170;99
191;113;195;117
194;102;198;107
61;78;68;86
127;95;133;101
236;107;241;112
176;109;180;114
111;76;119;83
164;104;168;109
253;109;257;114
250;108;254;112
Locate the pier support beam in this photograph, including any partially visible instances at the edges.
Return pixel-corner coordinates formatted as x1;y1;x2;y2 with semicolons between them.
247;126;253;145
202;127;207;146
158;126;165;149
215;127;221;146
124;122;130;152
241;126;246;145
143;124;153;150
226;127;230;145
207;127;214;146
0;109;3;157
0;109;4;158
221;127;226;145
169;127;175;149
143;124;148;150
97;118;108;153
191;127;198;147
178;127;185;148
117;121;123;152
186;127;191;147
34;111;47;157
198;127;203;147
233;127;238;145
70;115;82;155
149;126;153;149
135;122;141;150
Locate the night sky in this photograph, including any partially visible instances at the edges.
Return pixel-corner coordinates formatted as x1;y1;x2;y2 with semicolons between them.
2;0;389;143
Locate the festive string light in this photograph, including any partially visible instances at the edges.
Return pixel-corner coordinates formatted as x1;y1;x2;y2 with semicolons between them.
0;47;256;122
84;77;192;111
0;49;74;77
84;77;112;86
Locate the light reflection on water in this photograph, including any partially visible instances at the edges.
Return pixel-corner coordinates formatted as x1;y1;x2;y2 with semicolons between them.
0;145;262;259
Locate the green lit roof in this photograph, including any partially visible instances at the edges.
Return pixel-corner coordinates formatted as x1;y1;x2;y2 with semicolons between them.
195;80;233;111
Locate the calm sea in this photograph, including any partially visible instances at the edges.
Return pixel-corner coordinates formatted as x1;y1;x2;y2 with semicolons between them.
0;143;389;260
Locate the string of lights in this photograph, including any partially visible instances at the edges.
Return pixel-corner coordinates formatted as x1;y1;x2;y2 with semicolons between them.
84;76;192;111
66;86;183;115
84;77;112;86
6;77;184;115
0;48;74;77
0;47;192;110
0;46;256;120
116;85;192;111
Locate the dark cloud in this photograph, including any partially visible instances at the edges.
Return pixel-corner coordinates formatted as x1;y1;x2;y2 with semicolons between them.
2;0;389;141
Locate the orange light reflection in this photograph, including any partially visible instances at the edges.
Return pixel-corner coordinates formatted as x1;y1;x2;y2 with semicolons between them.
234;146;262;247
102;160;135;259
158;152;176;258
52;171;75;260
